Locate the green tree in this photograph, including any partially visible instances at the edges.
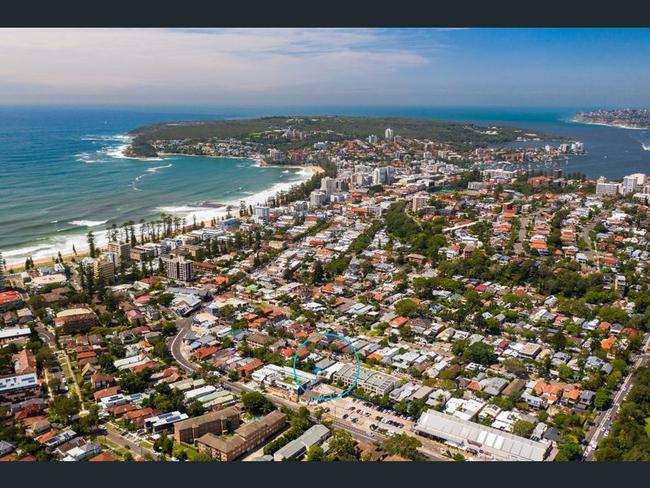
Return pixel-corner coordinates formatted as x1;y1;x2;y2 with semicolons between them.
511;420;535;438
311;260;325;284
154;434;174;456
594;389;611;410
241;391;275;416
394;299;421;318
462;342;496;365
188;400;205;417
503;358;528;378
326;430;357;461
86;231;96;258
557;364;573;381
382;433;422;461
550;330;567;351
307;445;325;461
49;394;81;423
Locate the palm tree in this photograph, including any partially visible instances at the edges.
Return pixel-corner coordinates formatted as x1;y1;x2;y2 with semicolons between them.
108;223;118;242
86;231;96;258
121;222;129;242
139;219;146;244
165;215;173;236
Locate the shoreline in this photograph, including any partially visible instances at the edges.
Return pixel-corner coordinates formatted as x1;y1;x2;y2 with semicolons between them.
3;153;324;270
571;118;650;131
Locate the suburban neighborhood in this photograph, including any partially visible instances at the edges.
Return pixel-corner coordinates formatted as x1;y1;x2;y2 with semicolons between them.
2;123;650;463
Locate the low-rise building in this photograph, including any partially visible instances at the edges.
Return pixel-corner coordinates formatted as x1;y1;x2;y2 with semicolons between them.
173;406;240;443
54;308;98;334
273;424;330;461
333;364;400;396
415;409;552;462
196;410;286;461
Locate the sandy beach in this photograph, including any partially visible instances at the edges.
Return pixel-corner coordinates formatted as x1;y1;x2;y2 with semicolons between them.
4;163;324;273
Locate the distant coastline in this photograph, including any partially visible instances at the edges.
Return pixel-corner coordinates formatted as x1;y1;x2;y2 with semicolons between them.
573;109;650;130
571;118;649;131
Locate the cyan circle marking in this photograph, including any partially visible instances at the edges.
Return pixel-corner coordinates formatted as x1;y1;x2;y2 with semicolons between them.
292;332;361;402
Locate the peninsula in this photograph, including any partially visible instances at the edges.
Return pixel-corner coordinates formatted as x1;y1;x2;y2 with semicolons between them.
573;109;650;129
125;115;554;160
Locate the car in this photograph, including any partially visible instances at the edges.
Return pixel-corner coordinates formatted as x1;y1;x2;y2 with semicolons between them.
343;414;349;419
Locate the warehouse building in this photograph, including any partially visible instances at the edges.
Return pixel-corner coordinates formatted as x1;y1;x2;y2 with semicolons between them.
332;364;400;396
273;424;330;461
414;409;552;461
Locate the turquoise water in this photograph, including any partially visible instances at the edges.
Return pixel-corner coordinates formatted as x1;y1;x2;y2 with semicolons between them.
1;106;649;266
0;108;306;265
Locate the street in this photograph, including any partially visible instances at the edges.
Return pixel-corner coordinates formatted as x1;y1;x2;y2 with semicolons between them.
169;316;199;373
583;332;650;460
104;423;160;460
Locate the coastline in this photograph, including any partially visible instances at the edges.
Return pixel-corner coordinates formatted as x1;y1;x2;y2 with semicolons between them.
571;118;650;131
3;149;323;270
153;151;326;174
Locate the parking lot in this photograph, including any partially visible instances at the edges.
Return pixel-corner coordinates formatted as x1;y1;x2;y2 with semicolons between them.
326;396;416;437
323;396;484;461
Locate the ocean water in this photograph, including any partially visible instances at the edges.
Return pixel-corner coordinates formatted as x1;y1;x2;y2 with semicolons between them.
1;106;649;266
0;107;308;266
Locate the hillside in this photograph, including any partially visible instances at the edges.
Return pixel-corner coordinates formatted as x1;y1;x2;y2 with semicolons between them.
126;115;544;158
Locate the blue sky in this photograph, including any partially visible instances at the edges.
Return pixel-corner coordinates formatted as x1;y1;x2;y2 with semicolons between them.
0;28;648;107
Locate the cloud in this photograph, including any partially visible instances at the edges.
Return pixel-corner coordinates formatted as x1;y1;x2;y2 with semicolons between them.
0;28;432;105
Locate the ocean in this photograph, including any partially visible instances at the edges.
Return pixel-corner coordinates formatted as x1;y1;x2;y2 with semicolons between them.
0;107;309;266
1;106;649;267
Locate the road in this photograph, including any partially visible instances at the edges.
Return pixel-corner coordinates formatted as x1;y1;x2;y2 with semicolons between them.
580;212;601;269
36;321;89;413
231;380;446;460
583;332;650;460
55;349;89;413
35;323;56;348
104;423;160;460
513;216;528;255
168;309;451;461
169;317;199;373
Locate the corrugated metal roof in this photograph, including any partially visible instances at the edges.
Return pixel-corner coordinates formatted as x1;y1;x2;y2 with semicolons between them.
415;410;550;462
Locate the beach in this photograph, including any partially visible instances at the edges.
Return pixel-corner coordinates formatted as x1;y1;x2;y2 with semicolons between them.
4;163;323;272
5;106;650;271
